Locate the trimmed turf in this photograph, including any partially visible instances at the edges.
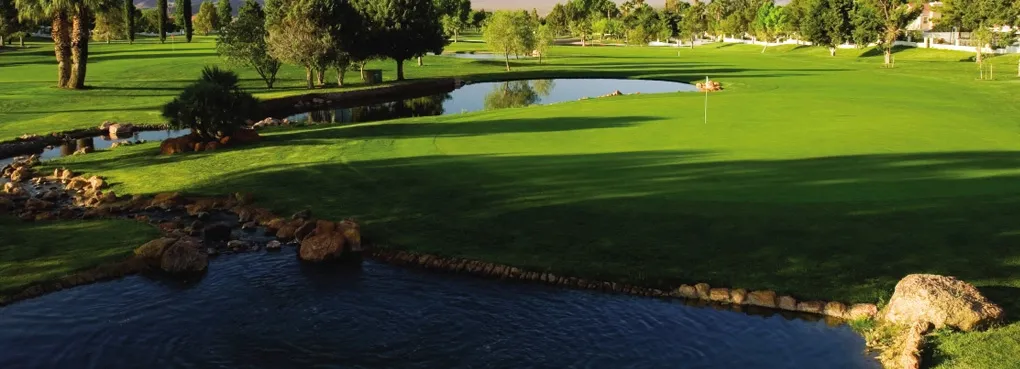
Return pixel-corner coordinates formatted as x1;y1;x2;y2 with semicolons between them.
0;216;159;297
5;39;1020;367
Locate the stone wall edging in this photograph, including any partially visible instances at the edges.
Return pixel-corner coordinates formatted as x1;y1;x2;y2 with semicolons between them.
366;248;880;322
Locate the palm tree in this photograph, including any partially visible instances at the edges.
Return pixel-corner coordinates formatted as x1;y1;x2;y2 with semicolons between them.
15;0;74;88
68;0;106;88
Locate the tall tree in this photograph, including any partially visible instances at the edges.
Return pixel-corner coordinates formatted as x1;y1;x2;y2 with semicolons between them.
217;0;279;88
15;0;73;87
93;7;127;43
800;0;853;56
568;16;591;46
545;3;569;34
354;0;446;81
266;0;329;88
193;0;216;34
536;23;554;63
752;2;786;52
174;0;193;41
67;0;117;88
664;0;682;13
680;1;706;47
0;0;20;47
123;0;134;42
157;0;167;42
856;0;921;66
940;0;1013;63
482;10;532;71
215;0;229;26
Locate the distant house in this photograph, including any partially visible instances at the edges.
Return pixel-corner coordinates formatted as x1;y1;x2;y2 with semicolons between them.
906;2;942;32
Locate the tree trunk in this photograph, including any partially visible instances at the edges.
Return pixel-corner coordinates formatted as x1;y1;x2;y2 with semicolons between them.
417;56;423;66
52;14;72;89
396;59;405;81
975;48;982;64
360;63;366;81
454;29;458;43
884;48;892;66
829;47;836;56
335;66;346;87
69;6;91;89
0;36;4;47
315;68;325;86
504;52;510;71
305;66;313;89
19;36;25;47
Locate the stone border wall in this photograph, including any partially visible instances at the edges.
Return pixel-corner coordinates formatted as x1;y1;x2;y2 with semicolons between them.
368;249;879;322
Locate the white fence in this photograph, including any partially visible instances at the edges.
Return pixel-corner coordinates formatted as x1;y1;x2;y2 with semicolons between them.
651;35;1020;55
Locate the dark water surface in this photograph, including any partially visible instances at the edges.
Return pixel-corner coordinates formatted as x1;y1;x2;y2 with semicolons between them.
3;79;692;166
286;79;696;124
0;129;191;167
0;250;877;369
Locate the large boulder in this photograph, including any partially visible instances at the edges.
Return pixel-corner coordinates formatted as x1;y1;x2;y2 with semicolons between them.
884;274;1004;331
160;238;208;273
108;123;135;138
298;220;361;262
230;129;261;145
151;192;187;208
160;135;198;155
135;237;179;259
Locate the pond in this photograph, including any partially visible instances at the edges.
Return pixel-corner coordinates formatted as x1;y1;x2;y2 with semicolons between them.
285;78;696;124
2;79;693;166
0;250;878;369
0;129;191;167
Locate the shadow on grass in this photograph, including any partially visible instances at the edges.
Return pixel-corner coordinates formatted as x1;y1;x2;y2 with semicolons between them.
857;45;915;58
89;51;219;63
67;134;1020;308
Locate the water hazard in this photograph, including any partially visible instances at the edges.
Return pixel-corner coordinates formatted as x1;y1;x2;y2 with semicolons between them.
0;249;878;369
1;79;693;166
286;78;697;124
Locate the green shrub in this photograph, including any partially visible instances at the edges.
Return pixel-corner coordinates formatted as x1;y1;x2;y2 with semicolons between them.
161;67;260;140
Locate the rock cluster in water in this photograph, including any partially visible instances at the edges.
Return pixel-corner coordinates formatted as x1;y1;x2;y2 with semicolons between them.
1;155;364;304
696;80;723;92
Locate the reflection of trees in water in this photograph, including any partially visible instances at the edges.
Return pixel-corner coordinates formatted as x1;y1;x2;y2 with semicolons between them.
532;79;555;97
302;93;450;124
483;80;554;110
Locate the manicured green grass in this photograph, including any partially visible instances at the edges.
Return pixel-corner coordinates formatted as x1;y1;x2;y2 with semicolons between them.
930;325;1020;369
6;39;1020;367
2;36;1018;140
0;216;159;297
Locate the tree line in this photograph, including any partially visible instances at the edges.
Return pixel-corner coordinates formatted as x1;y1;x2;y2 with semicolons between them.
2;0;1018;90
501;0;1018;66
0;0;471;89
218;0;471;89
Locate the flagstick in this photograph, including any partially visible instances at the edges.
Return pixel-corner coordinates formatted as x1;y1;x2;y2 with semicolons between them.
704;76;709;124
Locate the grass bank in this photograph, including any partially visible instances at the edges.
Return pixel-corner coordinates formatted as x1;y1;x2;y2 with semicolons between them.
2;36;1019;140
6;39;1020;367
0;216;159;300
